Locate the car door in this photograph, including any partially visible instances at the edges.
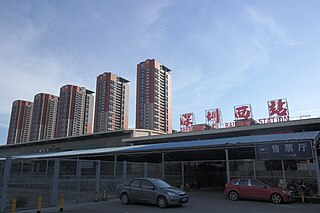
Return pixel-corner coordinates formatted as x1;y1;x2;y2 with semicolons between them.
139;180;158;204
248;179;270;200
128;179;142;202
236;179;251;199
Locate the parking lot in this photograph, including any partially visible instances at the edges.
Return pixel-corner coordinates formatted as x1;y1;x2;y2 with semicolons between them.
16;188;320;213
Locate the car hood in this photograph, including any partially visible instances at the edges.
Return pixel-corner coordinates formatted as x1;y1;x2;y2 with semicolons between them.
160;188;187;196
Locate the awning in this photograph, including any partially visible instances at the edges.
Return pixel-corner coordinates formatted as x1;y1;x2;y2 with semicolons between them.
11;131;319;160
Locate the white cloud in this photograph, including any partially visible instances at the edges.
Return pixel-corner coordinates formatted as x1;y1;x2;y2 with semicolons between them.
0;2;83;115
246;6;304;48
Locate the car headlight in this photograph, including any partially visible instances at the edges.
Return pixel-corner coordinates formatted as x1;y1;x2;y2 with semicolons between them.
282;190;291;195
167;192;177;196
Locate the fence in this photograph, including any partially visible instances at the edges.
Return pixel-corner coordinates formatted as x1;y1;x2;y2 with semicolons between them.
229;159;319;187
0;158;162;212
1;157;319;212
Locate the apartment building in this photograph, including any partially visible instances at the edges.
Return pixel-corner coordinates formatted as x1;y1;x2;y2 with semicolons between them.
7;100;33;144
29;93;59;141
94;72;129;132
55;85;94;138
136;59;172;133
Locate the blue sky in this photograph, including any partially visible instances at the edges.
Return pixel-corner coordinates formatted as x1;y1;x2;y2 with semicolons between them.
1;0;320;145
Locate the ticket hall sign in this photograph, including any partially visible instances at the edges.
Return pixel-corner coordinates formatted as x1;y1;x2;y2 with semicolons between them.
255;141;313;160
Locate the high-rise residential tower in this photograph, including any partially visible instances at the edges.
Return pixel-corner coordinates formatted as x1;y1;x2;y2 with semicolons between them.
29;93;59;141
136;59;172;133
7;100;33;144
94;72;129;132
55;85;94;138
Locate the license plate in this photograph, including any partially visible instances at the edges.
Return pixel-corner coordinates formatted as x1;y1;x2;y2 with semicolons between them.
181;197;188;202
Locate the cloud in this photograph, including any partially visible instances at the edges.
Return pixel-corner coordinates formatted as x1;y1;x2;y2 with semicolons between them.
0;2;85;115
246;6;304;48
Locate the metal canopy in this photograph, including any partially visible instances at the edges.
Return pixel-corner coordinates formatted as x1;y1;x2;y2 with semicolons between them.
11;131;319;160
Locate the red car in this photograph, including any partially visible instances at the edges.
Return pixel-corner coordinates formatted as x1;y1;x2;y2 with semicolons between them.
224;178;294;204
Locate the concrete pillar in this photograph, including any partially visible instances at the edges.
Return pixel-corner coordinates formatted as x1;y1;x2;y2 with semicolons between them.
51;159;60;206
225;149;230;182
0;157;12;213
95;161;101;193
144;162;148;178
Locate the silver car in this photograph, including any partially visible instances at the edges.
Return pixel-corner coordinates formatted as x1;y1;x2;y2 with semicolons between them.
117;178;188;208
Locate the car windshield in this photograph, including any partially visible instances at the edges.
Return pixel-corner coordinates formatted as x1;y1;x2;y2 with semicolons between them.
153;179;172;189
260;180;272;187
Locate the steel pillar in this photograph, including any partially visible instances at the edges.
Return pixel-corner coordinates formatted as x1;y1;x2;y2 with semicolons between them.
225;149;230;182
123;161;127;182
51;159;60;206
281;160;287;186
0;157;12;213
253;160;257;178
161;153;165;180
76;160;81;203
144;162;148;178
313;146;320;196
181;162;185;188
95;161;101;194
114;155;117;177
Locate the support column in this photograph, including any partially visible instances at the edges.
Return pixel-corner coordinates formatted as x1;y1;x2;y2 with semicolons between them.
45;160;49;176
123;161;127;182
253;160;257;178
20;161;24;175
144;162;148;178
307;159;312;176
76;160;81;203
51;159;60;207
95;161;101;194
225;149;230;182
181;162;185;188
0;157;12;213
281;160;287;186
114;155;117;177
313;146;320;196
161;153;165;180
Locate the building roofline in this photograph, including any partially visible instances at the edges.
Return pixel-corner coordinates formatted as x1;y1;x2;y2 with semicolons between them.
0;128;164;149
123;117;320;143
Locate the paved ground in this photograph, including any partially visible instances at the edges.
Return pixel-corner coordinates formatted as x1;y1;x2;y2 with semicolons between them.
17;189;320;213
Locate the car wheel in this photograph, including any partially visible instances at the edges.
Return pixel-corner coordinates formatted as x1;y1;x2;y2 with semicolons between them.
271;193;282;204
120;193;130;205
157;196;168;208
228;191;239;201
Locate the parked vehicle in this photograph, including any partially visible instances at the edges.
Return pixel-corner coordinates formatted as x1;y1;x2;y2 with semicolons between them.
117;178;188;208
224;178;294;204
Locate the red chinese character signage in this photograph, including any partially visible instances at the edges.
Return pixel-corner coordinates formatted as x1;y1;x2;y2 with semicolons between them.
205;108;223;129
268;98;289;119
234;104;252;120
180;113;195;132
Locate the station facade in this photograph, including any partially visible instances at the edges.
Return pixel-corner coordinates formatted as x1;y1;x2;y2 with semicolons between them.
1;118;320;210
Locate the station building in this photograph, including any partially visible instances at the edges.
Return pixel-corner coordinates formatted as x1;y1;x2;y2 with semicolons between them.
1;118;320;197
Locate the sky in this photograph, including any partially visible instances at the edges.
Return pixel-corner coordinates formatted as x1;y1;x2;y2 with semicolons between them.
1;0;320;145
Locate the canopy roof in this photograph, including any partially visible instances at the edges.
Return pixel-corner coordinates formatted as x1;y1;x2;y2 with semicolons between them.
10;131;319;160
